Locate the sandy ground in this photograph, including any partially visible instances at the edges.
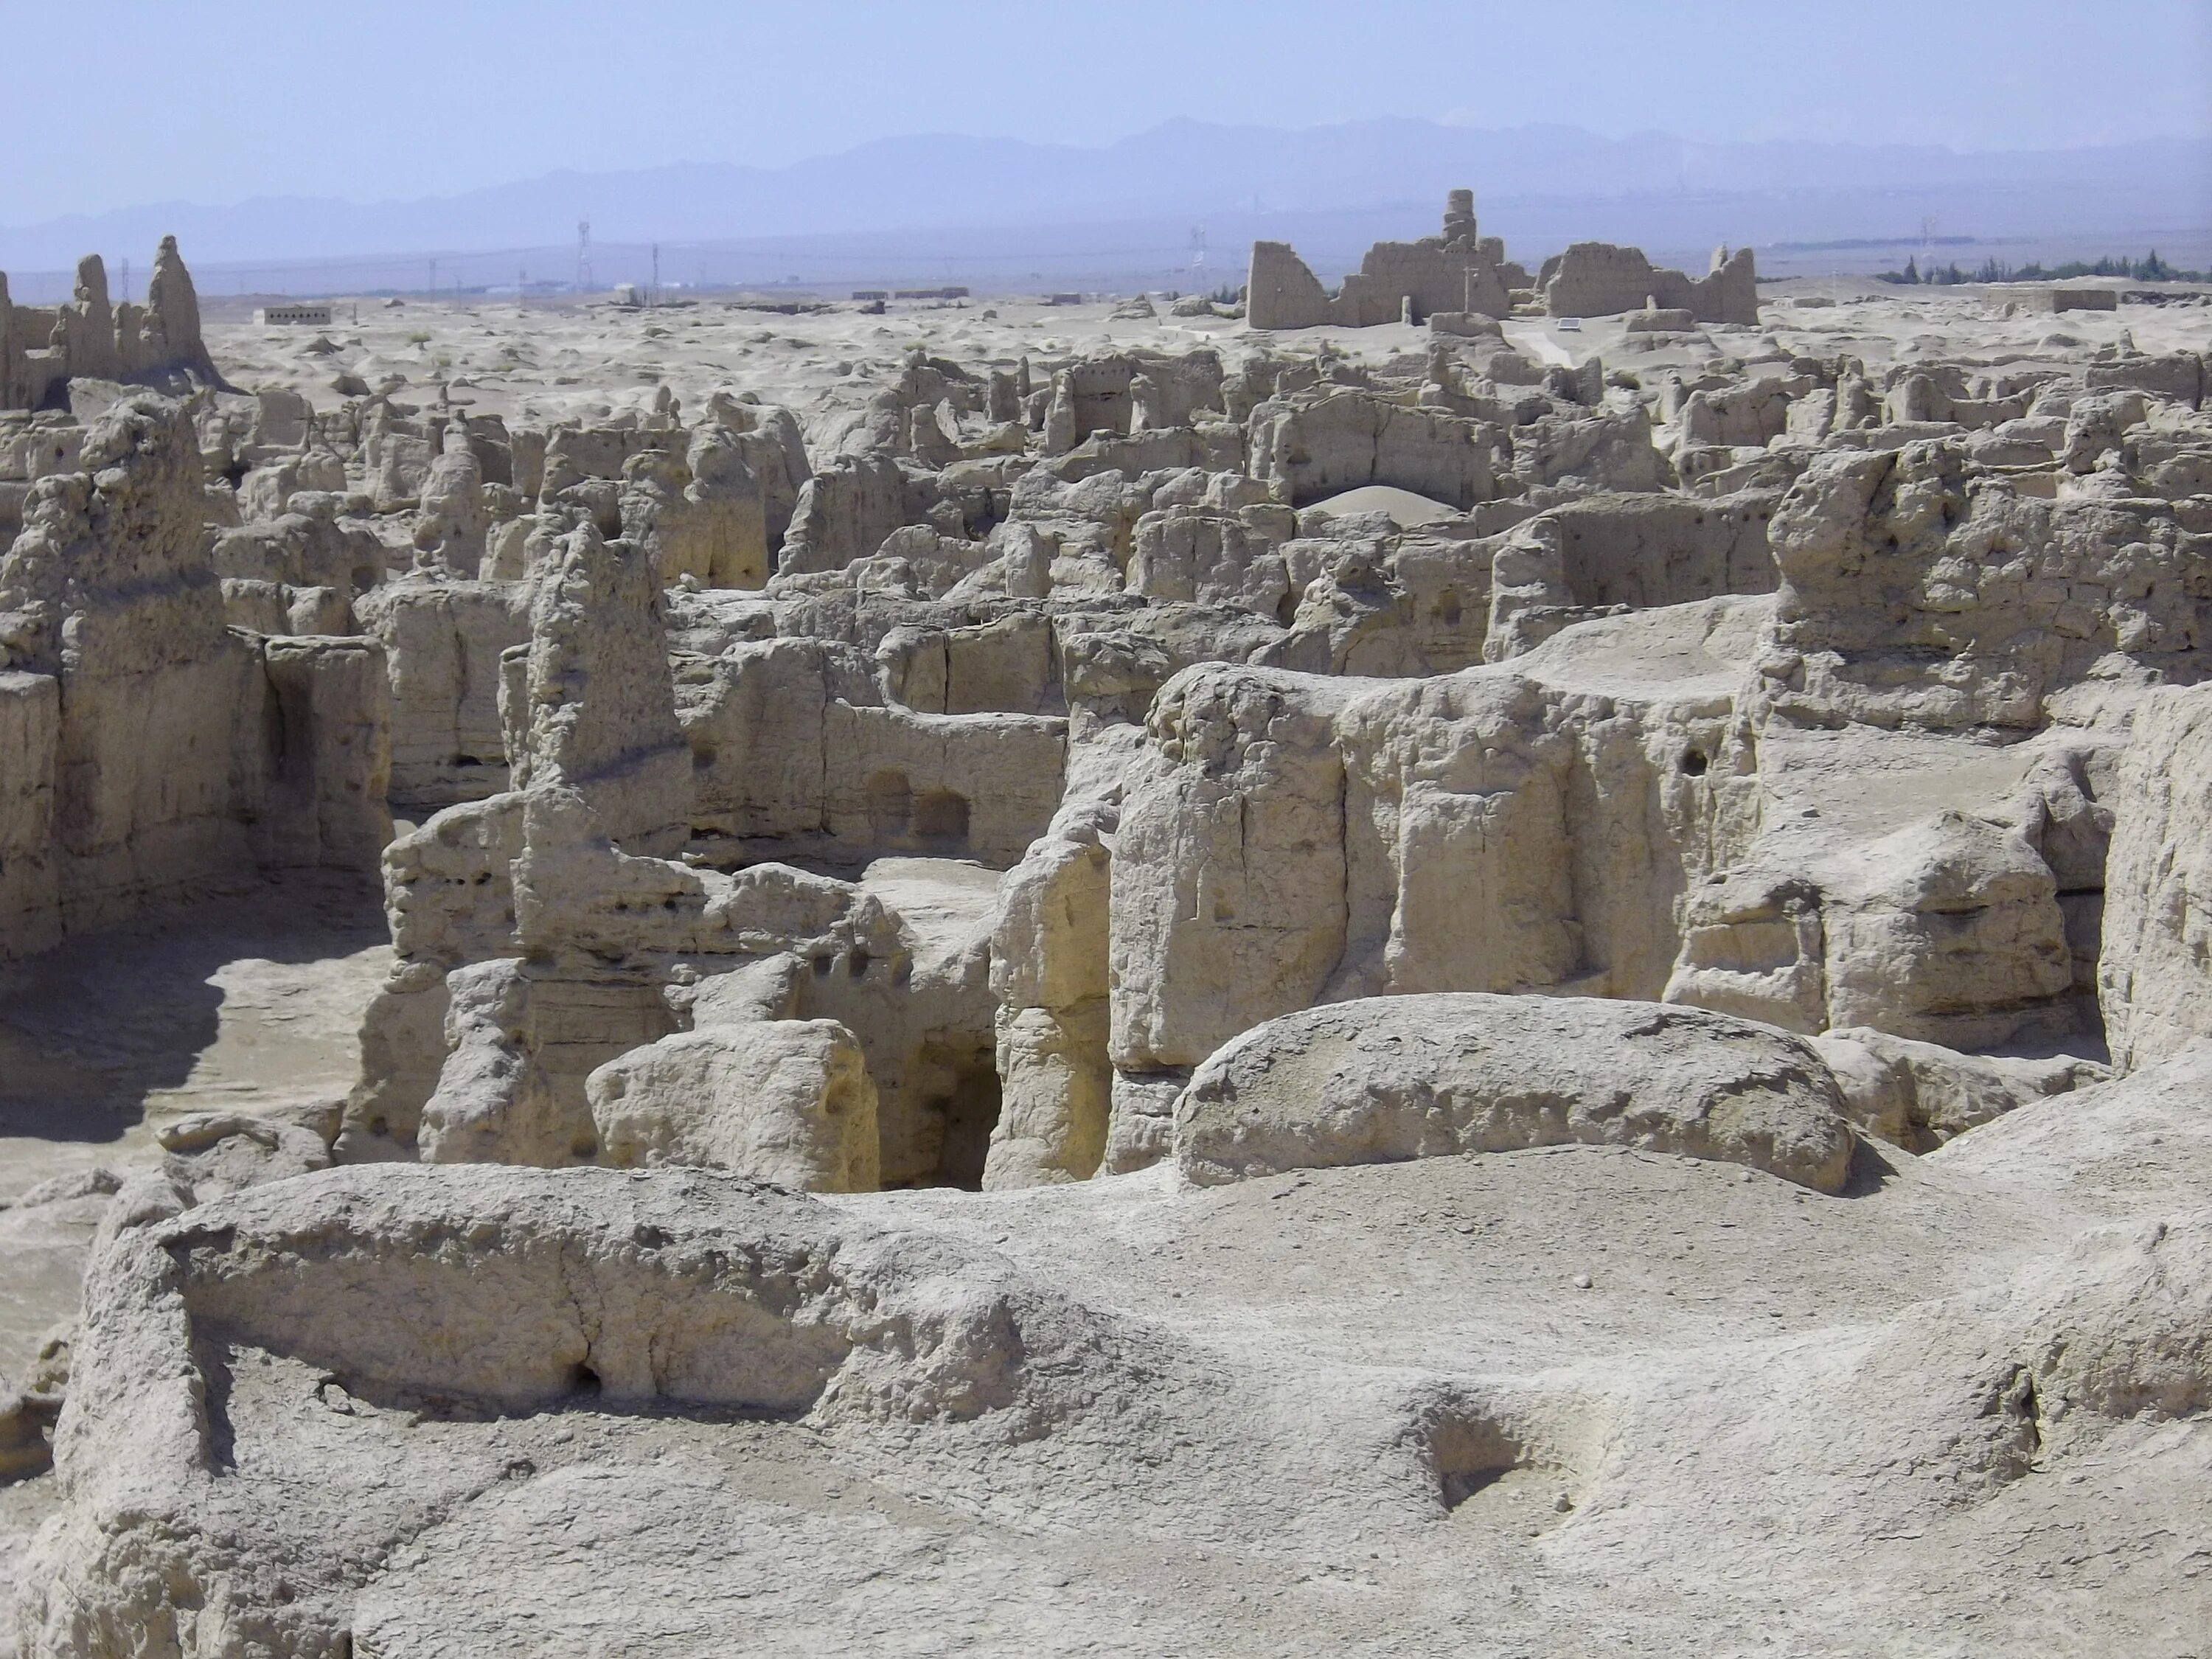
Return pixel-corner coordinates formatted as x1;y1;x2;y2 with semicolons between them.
0;877;389;1203
0;874;387;1367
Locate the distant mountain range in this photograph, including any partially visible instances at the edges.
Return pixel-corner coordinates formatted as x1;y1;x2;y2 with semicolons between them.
2;119;2205;295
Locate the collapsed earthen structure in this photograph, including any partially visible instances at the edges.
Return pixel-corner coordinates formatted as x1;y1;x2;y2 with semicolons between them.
1249;190;1760;330
0;394;387;956
1;240;223;414
1249;187;1528;328
4;229;2212;1656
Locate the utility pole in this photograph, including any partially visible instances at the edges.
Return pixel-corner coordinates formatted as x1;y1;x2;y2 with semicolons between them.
651;243;661;307
519;268;527;314
428;257;438;298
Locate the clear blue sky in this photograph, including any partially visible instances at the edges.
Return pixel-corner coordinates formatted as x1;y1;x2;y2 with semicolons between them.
4;0;2205;221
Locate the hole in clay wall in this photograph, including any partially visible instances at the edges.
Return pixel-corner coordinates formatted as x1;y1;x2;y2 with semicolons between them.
1427;1409;1523;1511
929;1060;1002;1190
911;788;970;846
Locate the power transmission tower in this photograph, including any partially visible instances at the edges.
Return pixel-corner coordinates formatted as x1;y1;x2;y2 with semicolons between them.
1189;226;1207;275
576;220;594;293
651;243;661;307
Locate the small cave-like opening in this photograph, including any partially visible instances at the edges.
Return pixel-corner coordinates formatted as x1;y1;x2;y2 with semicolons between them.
929;1062;1002;1191
911;787;970;847
1428;1409;1523;1512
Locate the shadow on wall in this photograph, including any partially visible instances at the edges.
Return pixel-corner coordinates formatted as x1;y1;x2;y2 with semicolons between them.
931;1058;1001;1189
886;1039;1001;1192
864;769;973;855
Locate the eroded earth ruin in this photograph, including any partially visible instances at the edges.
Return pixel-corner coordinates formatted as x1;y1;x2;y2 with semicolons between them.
3;209;2211;1655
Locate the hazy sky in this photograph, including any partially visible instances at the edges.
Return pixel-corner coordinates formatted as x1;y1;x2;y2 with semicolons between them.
4;0;2206;223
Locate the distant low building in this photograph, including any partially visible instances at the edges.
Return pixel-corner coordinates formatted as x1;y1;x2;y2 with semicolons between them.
851;290;890;302
253;302;333;327
2034;287;2119;313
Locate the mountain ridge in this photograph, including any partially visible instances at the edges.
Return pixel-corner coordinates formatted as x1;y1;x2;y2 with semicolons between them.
3;118;2203;273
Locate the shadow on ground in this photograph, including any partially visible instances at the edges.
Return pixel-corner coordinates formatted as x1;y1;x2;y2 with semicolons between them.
0;873;389;1153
